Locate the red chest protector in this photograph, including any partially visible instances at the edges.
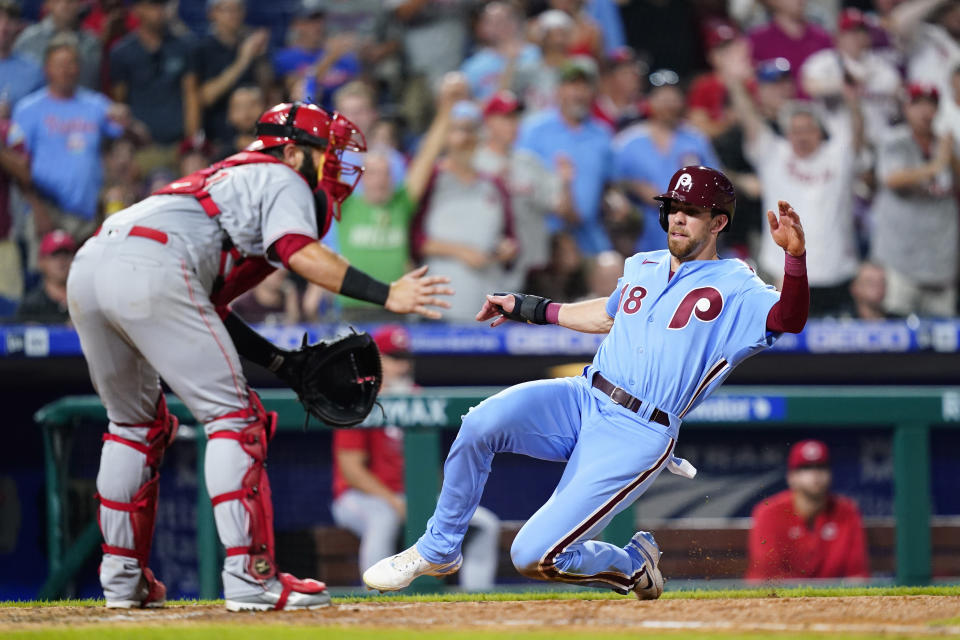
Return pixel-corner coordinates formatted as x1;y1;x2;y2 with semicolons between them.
153;151;332;306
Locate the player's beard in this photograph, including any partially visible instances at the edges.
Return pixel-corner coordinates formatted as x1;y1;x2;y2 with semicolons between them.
667;229;707;261
297;146;320;191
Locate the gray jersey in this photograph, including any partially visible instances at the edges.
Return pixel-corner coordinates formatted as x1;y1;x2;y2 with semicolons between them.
100;162;318;295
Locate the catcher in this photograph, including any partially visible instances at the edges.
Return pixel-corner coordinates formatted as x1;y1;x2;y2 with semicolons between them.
66;102;452;611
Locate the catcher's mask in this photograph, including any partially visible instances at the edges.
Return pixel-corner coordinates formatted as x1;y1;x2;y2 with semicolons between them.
250;101;367;220
654;165;736;233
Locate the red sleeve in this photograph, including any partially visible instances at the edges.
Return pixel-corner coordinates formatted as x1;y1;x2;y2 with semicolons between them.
332;428;369;453
766;253;809;333
409;166;440;263
269;233;316;269
746;501;785;580
208;257;275;307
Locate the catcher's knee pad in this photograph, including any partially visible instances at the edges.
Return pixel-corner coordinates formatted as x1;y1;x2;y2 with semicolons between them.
208;391;279;581
97;395;179;567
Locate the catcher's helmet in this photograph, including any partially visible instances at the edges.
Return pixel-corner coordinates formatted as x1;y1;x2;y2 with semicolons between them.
654;165;735;232
249;101;367;218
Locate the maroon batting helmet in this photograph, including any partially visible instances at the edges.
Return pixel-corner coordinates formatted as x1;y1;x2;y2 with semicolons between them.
654;165;736;232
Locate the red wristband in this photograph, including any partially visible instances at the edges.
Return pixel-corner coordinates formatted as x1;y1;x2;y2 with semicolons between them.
784;252;807;277
545;302;561;325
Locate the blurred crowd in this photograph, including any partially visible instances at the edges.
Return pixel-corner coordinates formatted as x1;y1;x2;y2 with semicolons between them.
2;0;959;325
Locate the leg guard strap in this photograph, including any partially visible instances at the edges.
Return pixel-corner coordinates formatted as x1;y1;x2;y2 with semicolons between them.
208;392;279;581
106;395;180;469
96;474;160;567
275;572;326;610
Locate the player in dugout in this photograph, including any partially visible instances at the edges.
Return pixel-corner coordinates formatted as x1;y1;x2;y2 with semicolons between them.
364;165;810;599
747;439;870;581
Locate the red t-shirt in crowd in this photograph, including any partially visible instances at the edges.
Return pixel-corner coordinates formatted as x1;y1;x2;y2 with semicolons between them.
748;21;832;98
331;427;404;499
746;489;870;580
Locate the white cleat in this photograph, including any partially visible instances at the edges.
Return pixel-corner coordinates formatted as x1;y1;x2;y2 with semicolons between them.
627;531;664;601
362;545;463;592
225;573;332;611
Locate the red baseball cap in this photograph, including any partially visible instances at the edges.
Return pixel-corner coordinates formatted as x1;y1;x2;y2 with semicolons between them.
483;90;521;118
837;8;869;32
703;19;739;50
787;439;830;470
906;82;940;104
39;230;78;257
373;324;412;357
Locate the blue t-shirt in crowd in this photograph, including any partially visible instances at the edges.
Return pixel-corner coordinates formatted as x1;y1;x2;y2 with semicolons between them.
9;88;122;219
273;47;360;111
0;53;44;111
460;44;541;102
587;0;627;54
516;109;613;255
613;123;719;252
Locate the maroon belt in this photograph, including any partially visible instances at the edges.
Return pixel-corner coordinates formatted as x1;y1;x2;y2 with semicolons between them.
93;225;169;244
591;371;670;428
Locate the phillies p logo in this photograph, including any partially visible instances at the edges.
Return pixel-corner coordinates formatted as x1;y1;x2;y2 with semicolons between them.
675;173;693;191
669;287;724;329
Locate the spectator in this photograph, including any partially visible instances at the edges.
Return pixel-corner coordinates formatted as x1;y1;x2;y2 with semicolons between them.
687;19;746;140
176;135;213;176
388;0;472;131
230;269;300;325
14;0;101;90
801;8;901;145
192;0;271;151
331;325;500;589
870;84;958;317
747;439;869;581
591;46;646;132
585;0;626;55
890;0;960;99
475;90;574;291
110;0;199;172
460;2;541;103
584;249;623;299
517;57;614;255
411;77;518;323
0;0;43;113
614;68;719;253
101;137;141;217
0;96;29;314
724;58;862;315
711;57;797;256
317;0;400;102
83;0;138;90
550;0;603;59
849;262;889;320
748;0;833;97
524;230;588;301
225;84;265;153
328;89;447;322
522;9;575;114
272;2;360;112
17;229;76;323
333;81;406;192
11;34;131;241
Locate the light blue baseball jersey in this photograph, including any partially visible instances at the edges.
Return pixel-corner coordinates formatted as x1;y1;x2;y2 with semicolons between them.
591;249;780;421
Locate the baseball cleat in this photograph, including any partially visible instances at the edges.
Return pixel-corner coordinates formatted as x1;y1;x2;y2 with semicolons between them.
627;531;664;601
225;573;331;611
362;545;463;592
105;568;167;609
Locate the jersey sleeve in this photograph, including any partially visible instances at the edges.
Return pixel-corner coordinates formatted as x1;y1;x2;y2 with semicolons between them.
605;277;624;318
722;273;780;364
259;167;320;265
332;428;370;453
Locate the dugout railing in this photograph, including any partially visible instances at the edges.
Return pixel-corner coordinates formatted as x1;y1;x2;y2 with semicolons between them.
35;386;960;599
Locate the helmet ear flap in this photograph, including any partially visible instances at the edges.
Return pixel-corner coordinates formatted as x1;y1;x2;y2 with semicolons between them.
658;199;669;232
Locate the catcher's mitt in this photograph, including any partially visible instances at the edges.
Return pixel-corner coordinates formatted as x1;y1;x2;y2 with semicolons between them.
277;331;383;427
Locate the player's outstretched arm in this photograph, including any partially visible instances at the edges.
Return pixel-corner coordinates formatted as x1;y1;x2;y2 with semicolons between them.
287;242;453;320
478;293;613;334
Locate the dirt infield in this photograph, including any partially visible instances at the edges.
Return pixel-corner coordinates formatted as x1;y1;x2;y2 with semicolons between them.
2;596;959;636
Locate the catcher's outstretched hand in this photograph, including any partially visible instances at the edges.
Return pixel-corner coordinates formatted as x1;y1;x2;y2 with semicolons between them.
767;200;805;257
385;265;454;320
476;293;515;328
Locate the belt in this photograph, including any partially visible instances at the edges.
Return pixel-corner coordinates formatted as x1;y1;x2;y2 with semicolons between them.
591;371;670;428
93;225;168;244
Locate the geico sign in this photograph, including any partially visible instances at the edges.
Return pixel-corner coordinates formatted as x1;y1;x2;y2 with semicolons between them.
377;397;450;427
505;326;604;355
807;324;911;353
